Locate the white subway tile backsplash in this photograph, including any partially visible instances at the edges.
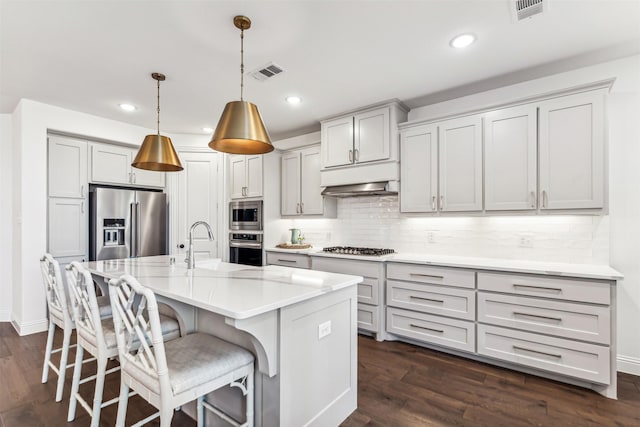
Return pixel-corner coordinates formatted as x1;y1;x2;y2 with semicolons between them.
285;195;609;264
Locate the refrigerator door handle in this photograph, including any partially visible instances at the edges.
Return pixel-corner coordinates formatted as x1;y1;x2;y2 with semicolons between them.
136;202;141;257
130;202;137;258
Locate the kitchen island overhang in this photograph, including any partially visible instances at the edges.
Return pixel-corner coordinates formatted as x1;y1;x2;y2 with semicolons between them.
86;255;362;427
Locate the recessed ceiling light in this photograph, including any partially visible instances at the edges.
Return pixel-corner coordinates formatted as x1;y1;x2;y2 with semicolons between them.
202;127;214;133
119;103;136;112
285;96;302;105
450;33;476;49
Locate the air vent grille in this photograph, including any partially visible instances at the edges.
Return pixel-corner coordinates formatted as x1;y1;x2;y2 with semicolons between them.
249;62;285;82
511;0;547;22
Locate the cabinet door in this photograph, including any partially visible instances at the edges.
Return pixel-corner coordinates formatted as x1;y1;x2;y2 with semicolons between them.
48;197;87;258
300;145;324;215
48;135;87;198
539;91;604;210
354;107;390;163
281;151;301;215
438;115;483;212
400;125;438;212
245;155;263;198
229;155;246;199
176;152;219;259
131;147;166;188
484;105;537;211
321;116;354;168
91;143;132;185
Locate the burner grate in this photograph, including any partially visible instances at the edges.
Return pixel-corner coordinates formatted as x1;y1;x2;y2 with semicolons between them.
322;246;395;256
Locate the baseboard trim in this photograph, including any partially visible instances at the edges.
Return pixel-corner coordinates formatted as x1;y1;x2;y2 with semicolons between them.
0;309;10;322
617;355;640;376
11;317;48;336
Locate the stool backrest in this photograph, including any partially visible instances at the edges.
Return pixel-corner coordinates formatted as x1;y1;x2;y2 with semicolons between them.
66;261;105;350
40;254;73;327
109;274;169;397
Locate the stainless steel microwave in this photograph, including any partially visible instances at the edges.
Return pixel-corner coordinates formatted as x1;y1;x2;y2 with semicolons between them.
230;200;263;230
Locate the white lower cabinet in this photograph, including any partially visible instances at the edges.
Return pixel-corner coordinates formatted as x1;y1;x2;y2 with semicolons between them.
311;256;385;341
48;197;87;259
266;251;311;269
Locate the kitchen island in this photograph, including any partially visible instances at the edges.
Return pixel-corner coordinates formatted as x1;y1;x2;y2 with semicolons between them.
85;255;362;427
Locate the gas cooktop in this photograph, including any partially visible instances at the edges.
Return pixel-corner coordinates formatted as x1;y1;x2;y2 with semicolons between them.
322;246;395;256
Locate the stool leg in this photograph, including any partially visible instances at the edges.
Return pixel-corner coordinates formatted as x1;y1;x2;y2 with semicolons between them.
67;344;84;421
90;356;108;427
55;327;73;402
42;320;55;384
160;407;174;427
115;381;130;427
196;396;204;427
246;372;254;427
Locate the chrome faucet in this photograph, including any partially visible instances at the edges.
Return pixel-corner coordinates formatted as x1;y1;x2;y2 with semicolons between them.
185;221;214;269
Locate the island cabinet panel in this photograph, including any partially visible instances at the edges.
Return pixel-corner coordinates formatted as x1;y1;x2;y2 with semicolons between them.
477;324;610;384
387;307;475;352
312;256;386;340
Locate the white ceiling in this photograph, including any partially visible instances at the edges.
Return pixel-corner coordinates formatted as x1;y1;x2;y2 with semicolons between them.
1;0;639;140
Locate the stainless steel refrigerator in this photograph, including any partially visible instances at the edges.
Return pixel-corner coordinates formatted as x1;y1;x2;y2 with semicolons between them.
89;187;167;261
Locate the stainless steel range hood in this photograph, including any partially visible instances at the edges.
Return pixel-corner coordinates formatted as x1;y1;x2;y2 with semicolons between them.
321;181;397;197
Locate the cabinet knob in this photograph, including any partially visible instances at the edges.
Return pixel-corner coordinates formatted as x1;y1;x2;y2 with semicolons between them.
178;243;185;249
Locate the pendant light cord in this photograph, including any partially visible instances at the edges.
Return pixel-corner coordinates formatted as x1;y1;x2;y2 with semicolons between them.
156;78;161;135
240;27;244;101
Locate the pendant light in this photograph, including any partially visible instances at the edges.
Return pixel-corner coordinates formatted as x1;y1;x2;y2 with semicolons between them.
209;15;273;155
132;73;183;171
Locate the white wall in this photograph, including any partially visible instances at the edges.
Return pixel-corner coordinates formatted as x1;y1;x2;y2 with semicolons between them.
0;114;13;321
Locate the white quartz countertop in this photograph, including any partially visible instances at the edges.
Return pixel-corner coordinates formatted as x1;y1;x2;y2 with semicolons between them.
84;256;362;320
303;251;623;281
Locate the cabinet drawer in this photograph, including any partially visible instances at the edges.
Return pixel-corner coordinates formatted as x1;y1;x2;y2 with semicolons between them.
312;256;380;277
358;304;379;333
477;272;610;304
478;292;610;345
387;263;475;289
386;307;475;352
478;324;610;384
387;280;475;321
265;252;311;269
358;278;380;305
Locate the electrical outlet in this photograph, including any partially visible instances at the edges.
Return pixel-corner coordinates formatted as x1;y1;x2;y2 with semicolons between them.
318;321;332;339
518;234;533;248
426;230;436;244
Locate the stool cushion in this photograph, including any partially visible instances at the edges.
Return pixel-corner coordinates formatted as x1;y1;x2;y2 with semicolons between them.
79;314;181;351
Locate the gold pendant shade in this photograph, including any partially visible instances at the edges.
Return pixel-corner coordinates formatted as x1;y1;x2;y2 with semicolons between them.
132;72;183;172
208;101;273;154
132;134;183;171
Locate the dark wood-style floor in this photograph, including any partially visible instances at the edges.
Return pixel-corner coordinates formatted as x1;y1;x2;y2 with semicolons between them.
1;322;640;426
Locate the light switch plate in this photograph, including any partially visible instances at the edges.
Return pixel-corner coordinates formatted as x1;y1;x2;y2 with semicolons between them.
318;320;332;339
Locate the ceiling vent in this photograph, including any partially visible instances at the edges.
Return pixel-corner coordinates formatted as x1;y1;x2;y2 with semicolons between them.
248;62;285;82
511;0;548;22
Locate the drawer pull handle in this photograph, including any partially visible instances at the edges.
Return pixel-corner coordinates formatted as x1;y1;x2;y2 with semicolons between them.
512;284;562;293
410;323;444;333
513;311;562;322
513;345;562;359
410;296;444;303
410;273;444;279
277;259;298;263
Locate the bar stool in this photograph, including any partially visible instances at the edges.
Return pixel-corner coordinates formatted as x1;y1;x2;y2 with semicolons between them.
40;254;110;402
109;274;255;427
66;262;184;427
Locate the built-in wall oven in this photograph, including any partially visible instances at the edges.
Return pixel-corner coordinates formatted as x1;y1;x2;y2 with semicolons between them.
230;200;262;230
229;232;263;266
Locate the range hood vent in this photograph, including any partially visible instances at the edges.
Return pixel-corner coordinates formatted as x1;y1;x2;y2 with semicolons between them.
321;181;397;198
511;0;547;22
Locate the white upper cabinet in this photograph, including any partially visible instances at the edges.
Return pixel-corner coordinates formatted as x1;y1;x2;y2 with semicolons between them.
321;116;354;168
48;135;87;199
229;154;263;199
438;115;483;212
281;145;334;216
539;91;605;210
354;107;390;164
400;125;438;213
90;143;165;188
484;105;538;211
48;197;87;258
